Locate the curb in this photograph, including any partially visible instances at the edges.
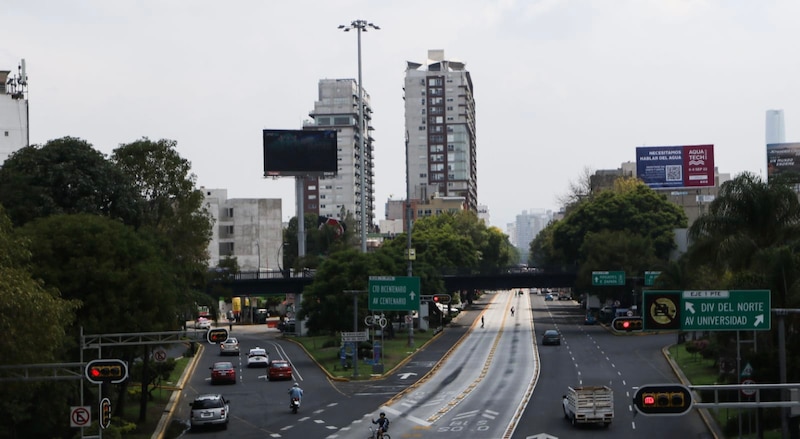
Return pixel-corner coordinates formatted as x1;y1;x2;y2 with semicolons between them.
661;345;724;439
151;343;204;439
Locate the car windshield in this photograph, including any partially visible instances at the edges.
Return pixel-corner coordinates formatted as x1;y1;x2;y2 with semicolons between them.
223;339;237;344
271;361;289;368
193;398;224;409
545;330;558;336
213;362;233;370
249;350;267;357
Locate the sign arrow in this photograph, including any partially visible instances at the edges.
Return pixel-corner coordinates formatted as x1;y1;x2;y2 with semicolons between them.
409;291;416;300
754;314;764;327
685;301;695;314
526;434;558;439
398;372;418;380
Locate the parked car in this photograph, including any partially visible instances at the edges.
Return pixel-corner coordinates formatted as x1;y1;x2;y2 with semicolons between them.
267;359;293;381
210;361;236;384
545;294;555;301
189;393;230;430
195;317;212;329
542;329;561;345
247;348;270;368
219;338;239;356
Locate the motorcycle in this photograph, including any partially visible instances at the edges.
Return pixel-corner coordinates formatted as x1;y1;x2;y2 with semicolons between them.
290;397;300;414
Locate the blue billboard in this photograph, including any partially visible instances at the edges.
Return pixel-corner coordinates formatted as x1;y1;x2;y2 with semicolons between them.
636;145;714;189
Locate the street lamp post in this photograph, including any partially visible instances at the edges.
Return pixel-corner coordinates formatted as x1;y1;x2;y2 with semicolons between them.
405;131;414;348
343;290;365;379
339;19;379;253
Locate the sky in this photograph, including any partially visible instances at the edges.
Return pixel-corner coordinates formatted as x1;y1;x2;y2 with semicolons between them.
2;0;800;230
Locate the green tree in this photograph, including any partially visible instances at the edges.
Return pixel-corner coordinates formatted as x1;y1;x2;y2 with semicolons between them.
297;248;398;334
551;177;687;266
0;137;140;227
0;205;81;439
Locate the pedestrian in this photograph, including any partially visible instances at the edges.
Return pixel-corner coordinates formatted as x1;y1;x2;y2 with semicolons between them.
481;316;484;328
510;306;515;316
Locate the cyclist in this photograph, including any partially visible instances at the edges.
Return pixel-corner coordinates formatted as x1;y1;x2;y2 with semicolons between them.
372;412;390;438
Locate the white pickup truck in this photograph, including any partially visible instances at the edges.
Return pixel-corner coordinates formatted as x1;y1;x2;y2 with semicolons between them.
562;385;614;427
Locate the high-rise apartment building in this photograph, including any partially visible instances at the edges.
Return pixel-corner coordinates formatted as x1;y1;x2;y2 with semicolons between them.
303;79;375;230
404;50;477;212
766;109;786;145
0;61;29;165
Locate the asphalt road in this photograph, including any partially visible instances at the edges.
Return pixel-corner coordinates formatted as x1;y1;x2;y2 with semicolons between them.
164;292;718;439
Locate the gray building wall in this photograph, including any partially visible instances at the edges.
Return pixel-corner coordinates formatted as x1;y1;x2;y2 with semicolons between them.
0;68;29;165
203;188;283;272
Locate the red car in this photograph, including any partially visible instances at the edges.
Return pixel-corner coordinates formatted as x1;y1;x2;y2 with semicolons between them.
210;361;236;384
267;360;293;381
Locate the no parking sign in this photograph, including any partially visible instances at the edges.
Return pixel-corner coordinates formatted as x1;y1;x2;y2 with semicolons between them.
70;406;91;428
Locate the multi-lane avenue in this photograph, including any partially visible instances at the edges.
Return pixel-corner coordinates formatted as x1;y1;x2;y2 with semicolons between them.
170;291;714;439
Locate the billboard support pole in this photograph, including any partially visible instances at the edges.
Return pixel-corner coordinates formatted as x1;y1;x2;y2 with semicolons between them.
296;177;305;258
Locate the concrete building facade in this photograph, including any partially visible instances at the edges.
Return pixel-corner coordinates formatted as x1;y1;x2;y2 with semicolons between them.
404;50;477;213
0;63;29;165
766;109;786;145
302;78;375;232
203;188;283;272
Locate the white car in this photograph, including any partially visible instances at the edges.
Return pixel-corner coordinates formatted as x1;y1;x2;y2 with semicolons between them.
195;317;212;329
247;348;269;368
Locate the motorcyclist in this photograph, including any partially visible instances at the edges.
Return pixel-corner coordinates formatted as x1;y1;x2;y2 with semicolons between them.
372;412;389;438
288;382;303;406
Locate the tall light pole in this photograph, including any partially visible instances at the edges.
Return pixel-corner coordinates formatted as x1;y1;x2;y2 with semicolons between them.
339;19;379;253
405;130;415;348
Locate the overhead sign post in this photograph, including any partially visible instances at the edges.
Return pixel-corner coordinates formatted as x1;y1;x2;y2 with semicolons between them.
592;271;625;286
643;290;771;331
368;276;421;311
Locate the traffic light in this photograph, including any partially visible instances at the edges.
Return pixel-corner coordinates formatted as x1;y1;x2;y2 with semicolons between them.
433;294;451;304
100;397;112;429
85;359;128;384
633;384;693;415
612;316;644;332
207;328;229;344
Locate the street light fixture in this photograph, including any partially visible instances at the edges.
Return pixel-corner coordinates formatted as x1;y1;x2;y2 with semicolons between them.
339;19;379;253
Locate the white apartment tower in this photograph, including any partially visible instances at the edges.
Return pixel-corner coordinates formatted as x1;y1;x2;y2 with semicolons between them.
766;109;786;145
0;60;29;165
304;79;375;229
404;50;477;212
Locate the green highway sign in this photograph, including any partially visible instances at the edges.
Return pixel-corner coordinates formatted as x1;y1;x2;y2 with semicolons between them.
643;290;771;331
682;290;771;331
592;271;625;286
368;276;421;311
644;271;661;286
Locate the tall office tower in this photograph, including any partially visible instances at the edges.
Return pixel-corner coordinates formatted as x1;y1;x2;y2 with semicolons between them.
304;79;375;229
0;60;29;165
404;50;477;212
766;109;786;144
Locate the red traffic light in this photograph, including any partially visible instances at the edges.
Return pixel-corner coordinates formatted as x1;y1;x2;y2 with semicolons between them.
433;296;439;303
207;328;229;344
612;316;644;332
634;384;693;415
85;359;128;384
433;294;451;304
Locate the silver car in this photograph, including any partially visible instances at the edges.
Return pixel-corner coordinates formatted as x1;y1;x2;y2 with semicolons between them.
189;394;230;430
219;338;240;356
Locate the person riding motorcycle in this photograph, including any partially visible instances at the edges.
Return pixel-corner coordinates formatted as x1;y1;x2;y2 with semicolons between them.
288;382;303;406
372;412;390;438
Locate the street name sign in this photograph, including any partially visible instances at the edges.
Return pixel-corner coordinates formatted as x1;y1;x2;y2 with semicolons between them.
341;331;368;342
682;290;770;331
592;271;625;286
368;276;421;311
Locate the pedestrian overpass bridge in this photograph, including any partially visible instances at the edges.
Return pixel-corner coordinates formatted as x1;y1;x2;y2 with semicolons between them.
209;268;578;296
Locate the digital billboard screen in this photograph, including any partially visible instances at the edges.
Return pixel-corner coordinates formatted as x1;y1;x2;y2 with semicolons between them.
767;142;800;182
263;129;338;177
636;145;714;189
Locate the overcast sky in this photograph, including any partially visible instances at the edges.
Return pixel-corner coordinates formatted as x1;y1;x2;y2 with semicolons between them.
3;0;799;230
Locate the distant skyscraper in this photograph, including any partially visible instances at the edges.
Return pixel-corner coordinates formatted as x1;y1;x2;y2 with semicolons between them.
766;109;786;144
404;50;478;212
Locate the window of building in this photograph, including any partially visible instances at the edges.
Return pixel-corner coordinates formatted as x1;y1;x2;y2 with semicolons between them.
429;78;443;86
430;97;443;105
431;163;444;171
219;242;234;256
334;116;351;125
431;144;444;152
308;195;317;200
225;207;234;218
446;106;453;111
430;125;443;133
419;126;426;131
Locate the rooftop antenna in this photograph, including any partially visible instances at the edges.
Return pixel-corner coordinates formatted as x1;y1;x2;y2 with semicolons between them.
9;58;28;99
